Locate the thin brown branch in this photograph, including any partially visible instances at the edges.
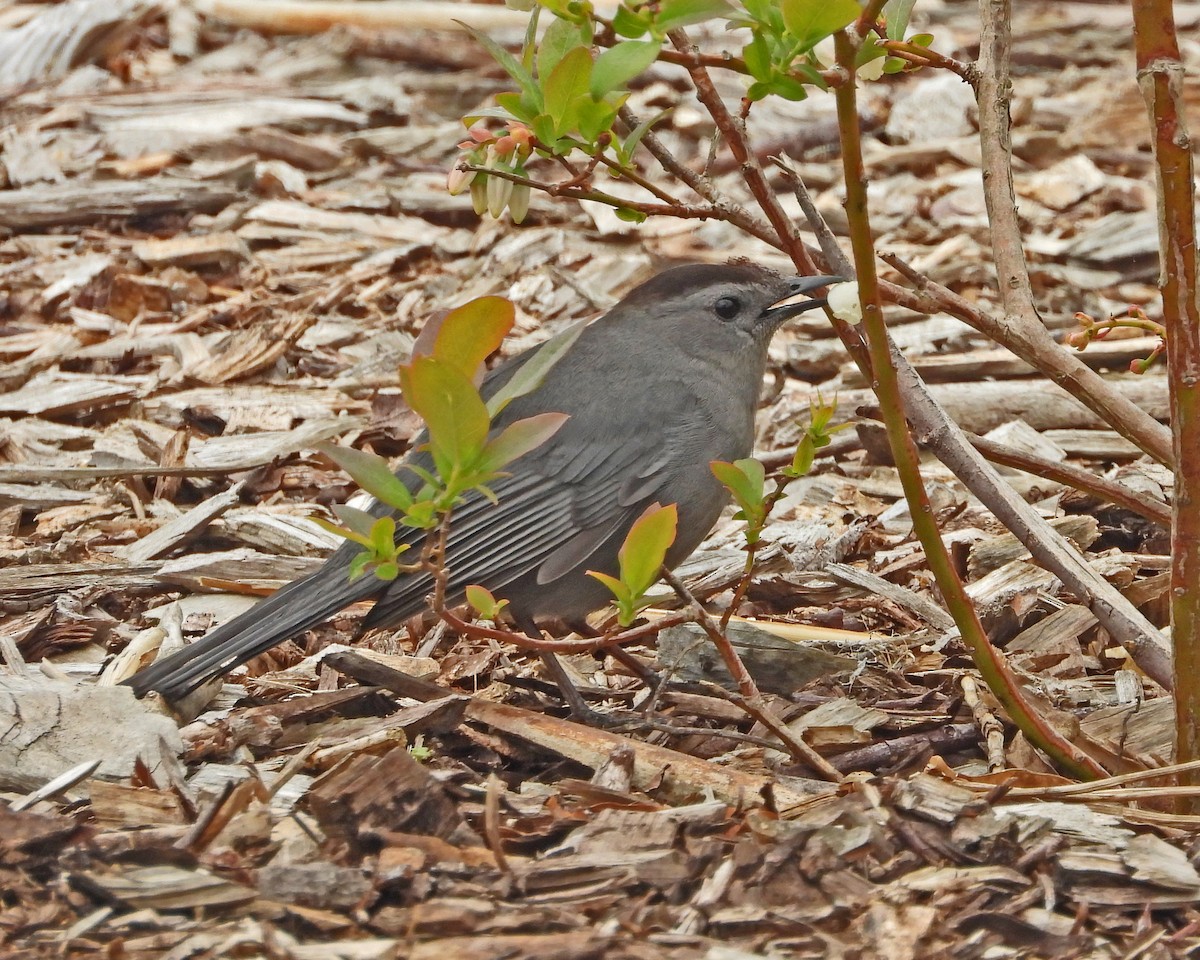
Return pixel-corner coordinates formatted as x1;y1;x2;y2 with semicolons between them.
968;435;1171;528
463;163;723;220
660;569;842;780
784;149;1171;693
1132;0;1200;786
667;29;818;275
879;39;979;86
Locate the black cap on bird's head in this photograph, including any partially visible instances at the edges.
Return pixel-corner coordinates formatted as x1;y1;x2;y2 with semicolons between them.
615;261;843;346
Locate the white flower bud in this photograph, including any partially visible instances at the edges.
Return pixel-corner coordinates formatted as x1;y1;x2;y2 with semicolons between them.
447;164;472;196
487;173;513;219
827;281;862;324
508;183;531;224
470;177;488;216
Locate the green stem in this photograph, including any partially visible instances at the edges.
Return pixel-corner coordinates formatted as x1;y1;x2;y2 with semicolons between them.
833;30;1103;781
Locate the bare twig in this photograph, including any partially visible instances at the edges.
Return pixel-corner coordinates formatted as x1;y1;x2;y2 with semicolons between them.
660;569;843;780
879;39;979;85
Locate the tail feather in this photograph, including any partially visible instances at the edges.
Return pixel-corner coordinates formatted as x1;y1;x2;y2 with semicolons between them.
125;561;381;701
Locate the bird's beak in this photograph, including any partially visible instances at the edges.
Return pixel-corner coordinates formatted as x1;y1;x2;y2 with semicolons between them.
761;275;845;325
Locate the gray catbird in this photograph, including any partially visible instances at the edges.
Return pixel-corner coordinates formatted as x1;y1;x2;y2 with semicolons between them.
127;262;838;703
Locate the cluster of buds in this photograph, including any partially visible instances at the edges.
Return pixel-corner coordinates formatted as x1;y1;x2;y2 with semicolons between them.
1066;307;1167;374
447;123;535;223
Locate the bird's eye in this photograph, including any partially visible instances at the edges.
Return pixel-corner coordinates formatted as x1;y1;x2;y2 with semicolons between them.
714;295;741;320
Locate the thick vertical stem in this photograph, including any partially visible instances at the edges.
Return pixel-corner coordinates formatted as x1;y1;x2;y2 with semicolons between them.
1132;0;1200;784
832;31;1103;780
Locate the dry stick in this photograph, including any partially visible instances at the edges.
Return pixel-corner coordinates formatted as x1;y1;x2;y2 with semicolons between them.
898;347;1172;684
661;569;843;781
1132;0;1200;782
961;675;1006;771
672;23;1104;776
779;154;1155;554
973;0;1171;468
831;28;1104;781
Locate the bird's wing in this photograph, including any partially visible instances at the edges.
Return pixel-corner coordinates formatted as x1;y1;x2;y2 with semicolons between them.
362;402;690;626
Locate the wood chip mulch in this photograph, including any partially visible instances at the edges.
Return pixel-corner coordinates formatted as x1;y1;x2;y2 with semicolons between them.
0;1;1195;957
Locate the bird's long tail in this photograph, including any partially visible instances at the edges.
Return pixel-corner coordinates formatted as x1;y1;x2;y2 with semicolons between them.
125;557;380;701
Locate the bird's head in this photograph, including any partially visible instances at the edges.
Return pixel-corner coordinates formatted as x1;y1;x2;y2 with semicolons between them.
612;261;842;358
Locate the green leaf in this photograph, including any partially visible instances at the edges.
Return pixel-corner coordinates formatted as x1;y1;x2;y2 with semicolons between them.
741;0;776;24
617;502;678;599
614;206;648;223
486;320;585;416
779;0;860;48
428;296;515;382
521;1;540;71
746;79;771;102
463;106;524;124
618;107;669;163
612;4;651;38
792;61;830;88
656;0;735;32
743;33;772;80
764;74;809;101
530;113;557;145
710;458;765;515
461;23;541;103
330;504;380;541
884;0;918;39
402;498;438;529
576;98;620;142
493;93;536;123
587;570;631;607
591;40;660;99
466;584;509;619
545;46;593;133
405;357;490;477
348;551;372;580
478;412;569;473
312;515;371;549
375;561;400;581
538;17;585;79
370;516;397;557
318;443;413;510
